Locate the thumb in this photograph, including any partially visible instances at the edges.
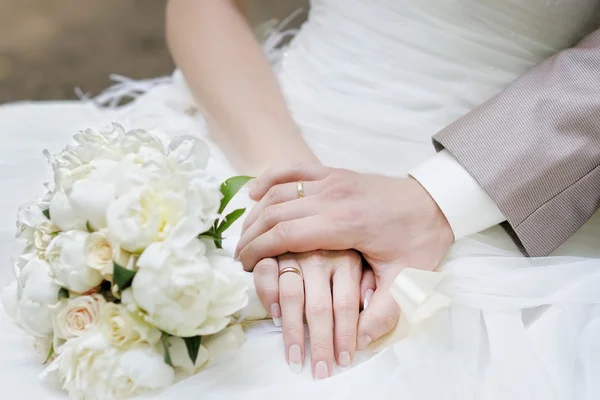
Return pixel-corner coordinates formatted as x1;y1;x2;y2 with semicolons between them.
356;287;400;350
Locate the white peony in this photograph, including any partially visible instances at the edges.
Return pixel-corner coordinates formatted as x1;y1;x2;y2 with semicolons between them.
165;325;246;375
106;174;221;253
165;136;210;174
128;234;248;337
46;124;126;173
45;124;164;173
47;331;173;400
99;302;161;349
202;323;247;364
45;231;103;294
167;336;210;375
64;160;119;230
49;190;87;232
15;257;61;337
118;347;175;396
53;294;106;341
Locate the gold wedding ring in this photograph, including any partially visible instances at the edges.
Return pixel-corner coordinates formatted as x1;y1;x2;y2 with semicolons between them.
279;266;303;279
297;180;305;198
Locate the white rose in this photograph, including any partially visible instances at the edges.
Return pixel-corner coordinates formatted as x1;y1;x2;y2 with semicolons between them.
129;236;248;337
167;336;209;375
46;231;103;293
53;294;106;341
48;331;174;400
49;190;87;232
15;257;61;337
106;174;220;252
33;221;59;257
99;302;161;349
84;231;115;280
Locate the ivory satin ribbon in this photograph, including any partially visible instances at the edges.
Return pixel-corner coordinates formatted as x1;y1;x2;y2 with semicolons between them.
366;268;451;352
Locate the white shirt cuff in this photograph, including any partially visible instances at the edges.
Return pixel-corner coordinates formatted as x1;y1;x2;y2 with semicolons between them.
409;150;506;240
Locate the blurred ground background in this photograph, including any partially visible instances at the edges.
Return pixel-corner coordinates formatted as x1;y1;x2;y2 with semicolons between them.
0;0;307;103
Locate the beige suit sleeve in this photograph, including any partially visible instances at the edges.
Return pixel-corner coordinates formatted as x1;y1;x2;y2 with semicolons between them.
433;30;600;257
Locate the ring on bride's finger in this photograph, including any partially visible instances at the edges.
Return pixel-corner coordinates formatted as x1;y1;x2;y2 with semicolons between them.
279;266;304;280
297;180;305;198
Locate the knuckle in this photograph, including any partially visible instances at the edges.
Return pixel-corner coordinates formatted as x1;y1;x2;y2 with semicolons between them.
338;249;361;263
324;186;350;201
279;288;304;304
274;221;292;240
310;340;331;356
334;297;358;313
283;325;304;339
262;205;279;226
255;281;279;299
253;259;277;275
303;250;329;266
306;302;331;317
330;167;351;179
265;186;281;204
335;332;356;345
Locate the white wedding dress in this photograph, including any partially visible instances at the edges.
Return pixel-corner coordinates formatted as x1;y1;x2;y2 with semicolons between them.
2;0;600;399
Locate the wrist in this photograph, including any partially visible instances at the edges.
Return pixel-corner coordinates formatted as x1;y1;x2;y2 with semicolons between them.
407;176;454;259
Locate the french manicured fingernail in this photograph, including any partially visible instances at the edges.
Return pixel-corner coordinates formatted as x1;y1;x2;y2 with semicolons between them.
363;289;374;309
314;361;329;380
288;345;303;373
358;334;372;350
271;303;282;327
338;351;351;368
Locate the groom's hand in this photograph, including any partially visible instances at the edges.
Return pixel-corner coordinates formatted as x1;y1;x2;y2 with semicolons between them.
236;164;454;346
237;164;453;273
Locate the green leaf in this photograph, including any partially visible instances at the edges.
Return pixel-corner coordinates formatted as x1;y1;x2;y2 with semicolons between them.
42;209;51;220
183;336;202;365
160;333;173;367
216;208;246;234
218;176;253;214
198;228;223;249
198;228;222;241
86;221;94;233
43;343;54;365
113;262;137;292
58;288;69;300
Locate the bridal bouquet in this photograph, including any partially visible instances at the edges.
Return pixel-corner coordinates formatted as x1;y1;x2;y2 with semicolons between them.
1;123;251;399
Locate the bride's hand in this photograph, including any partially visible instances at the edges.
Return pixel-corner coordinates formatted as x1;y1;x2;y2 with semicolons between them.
252;250;374;380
